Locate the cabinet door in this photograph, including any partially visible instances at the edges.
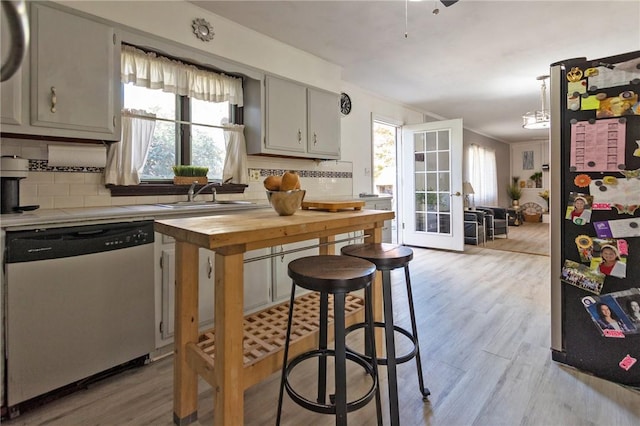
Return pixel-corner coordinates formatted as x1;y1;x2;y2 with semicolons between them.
244;248;271;313
307;88;340;159
272;242;318;302
365;199;394;243
30;3;118;138
265;76;307;154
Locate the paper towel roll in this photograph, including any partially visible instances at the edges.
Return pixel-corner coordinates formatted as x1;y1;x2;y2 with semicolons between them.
48;145;106;168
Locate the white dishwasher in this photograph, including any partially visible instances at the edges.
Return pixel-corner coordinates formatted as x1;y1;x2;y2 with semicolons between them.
4;220;155;413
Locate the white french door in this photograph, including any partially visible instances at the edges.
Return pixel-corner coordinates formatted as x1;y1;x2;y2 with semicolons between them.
400;119;464;251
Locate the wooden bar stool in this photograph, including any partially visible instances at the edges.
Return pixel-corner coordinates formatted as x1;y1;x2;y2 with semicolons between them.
276;255;383;426
341;243;430;426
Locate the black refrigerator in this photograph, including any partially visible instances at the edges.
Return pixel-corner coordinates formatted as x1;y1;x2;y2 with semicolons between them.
550;50;640;386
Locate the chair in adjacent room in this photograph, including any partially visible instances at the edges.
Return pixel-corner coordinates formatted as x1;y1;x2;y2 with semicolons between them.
464;210;486;246
476;206;509;239
276;255;383;426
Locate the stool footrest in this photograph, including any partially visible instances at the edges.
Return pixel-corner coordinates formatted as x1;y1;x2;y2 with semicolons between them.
345;322;418;365
284;349;378;415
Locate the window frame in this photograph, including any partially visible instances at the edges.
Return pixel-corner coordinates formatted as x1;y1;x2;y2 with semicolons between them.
109;41;249;196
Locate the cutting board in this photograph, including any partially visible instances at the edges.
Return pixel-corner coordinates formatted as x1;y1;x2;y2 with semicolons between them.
301;200;365;212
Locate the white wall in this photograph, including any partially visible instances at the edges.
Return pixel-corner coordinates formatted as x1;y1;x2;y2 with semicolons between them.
511;139;551;208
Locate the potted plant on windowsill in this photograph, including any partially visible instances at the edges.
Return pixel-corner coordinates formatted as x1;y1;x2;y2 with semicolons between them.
172;165;209;185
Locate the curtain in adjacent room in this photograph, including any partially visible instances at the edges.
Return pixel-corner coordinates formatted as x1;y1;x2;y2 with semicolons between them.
467;144;498;206
105;109;156;185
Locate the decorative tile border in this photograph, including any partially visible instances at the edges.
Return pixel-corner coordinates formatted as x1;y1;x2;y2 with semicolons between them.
260;169;352;179
29;159;104;173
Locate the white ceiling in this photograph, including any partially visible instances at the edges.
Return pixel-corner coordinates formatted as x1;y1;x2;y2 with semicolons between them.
190;0;640;143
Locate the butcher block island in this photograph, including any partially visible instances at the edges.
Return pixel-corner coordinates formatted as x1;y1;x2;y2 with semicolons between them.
154;208;394;426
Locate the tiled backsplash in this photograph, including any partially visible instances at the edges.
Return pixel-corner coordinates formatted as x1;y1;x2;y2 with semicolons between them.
1;138;353;209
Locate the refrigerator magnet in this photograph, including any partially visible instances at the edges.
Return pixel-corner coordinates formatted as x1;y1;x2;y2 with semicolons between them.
589;238;628;279
561;259;605;294
582;293;637;337
565;193;593;225
593;218;640;238
619;355;637;371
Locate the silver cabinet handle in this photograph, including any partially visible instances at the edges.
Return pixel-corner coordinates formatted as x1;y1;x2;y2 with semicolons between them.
50;87;57;113
297;129;302;144
313;132;317;145
207;256;212;279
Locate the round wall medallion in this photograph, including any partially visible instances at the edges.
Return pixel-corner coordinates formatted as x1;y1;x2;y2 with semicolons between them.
192;18;215;42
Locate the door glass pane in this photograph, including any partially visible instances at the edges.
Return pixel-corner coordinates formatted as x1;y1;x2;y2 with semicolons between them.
439;172;450;191
438;152;450;171
426;132;437;151
426;173;437;191
412;129;453;235
416;212;426;232
438;131;450;150
426;192;438;212
414;152;425;172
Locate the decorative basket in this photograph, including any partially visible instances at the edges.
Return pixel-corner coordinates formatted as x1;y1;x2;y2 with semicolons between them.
173;176;208;185
523;213;541;223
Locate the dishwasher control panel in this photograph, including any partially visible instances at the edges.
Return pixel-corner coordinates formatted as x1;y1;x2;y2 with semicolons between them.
6;220;155;263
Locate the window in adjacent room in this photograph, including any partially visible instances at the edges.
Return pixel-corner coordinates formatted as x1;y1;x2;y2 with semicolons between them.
467;144;498;206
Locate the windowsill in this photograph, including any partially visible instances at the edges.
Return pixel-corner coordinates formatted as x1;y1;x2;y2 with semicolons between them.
107;182;248;197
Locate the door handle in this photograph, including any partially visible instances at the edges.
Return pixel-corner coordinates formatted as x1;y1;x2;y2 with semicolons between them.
451;191;461;196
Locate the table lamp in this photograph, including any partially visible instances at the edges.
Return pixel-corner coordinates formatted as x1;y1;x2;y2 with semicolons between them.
463;181;475;210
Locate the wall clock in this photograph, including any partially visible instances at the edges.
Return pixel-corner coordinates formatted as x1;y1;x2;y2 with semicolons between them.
340;92;352;116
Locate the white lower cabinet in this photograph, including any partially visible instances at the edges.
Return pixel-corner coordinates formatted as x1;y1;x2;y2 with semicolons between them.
364;198;393;243
271;242;319;303
154;233;270;349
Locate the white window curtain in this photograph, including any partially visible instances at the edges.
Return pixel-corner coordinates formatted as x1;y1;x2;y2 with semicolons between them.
105;109;156;185
120;44;243;106
467;144;498;206
222;122;248;184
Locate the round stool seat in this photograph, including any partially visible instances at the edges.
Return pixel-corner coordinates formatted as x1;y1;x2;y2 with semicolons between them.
341;243;413;270
288;255;376;293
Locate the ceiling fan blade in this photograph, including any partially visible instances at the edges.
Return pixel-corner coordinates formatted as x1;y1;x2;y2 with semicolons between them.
440;0;459;7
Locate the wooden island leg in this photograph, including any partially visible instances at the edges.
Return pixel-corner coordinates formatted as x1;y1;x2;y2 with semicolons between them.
214;248;245;426
174;241;200;425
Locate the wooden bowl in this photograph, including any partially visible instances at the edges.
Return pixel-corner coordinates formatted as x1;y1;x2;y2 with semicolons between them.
266;190;306;216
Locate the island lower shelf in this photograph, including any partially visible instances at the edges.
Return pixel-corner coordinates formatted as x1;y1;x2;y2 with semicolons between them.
185;292;365;390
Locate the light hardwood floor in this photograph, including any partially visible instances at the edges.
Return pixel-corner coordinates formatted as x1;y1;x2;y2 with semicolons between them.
5;246;640;425
483;222;549;257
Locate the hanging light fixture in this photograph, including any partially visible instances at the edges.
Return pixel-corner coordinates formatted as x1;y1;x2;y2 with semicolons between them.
522;75;550;130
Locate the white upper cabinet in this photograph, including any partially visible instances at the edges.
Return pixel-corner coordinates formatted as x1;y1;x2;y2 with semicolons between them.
307;87;340;158
264;76;307;154
1;2;121;141
250;75;340;160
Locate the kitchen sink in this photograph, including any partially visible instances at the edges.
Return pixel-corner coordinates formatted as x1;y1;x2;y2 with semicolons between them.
155;200;256;209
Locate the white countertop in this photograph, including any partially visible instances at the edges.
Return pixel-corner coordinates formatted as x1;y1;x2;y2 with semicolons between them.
0;195;391;229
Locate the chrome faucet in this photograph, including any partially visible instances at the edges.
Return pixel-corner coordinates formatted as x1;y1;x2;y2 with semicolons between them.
187;182;218;202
